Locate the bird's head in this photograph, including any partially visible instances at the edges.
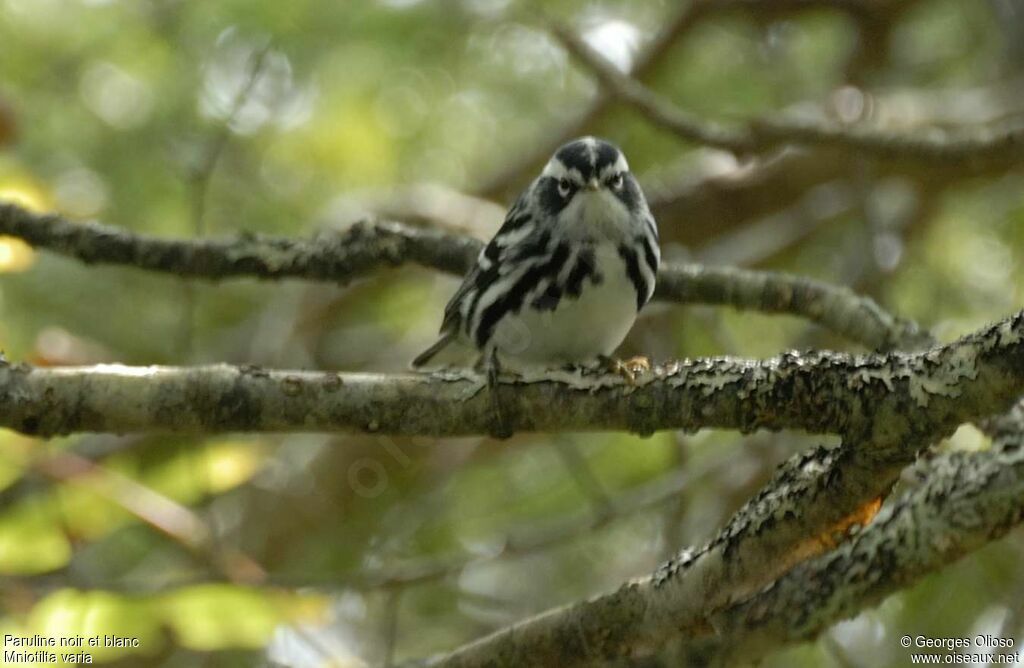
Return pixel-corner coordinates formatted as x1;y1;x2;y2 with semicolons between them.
537;136;643;218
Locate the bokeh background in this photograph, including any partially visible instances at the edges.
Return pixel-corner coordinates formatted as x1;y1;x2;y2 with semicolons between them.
1;0;1024;666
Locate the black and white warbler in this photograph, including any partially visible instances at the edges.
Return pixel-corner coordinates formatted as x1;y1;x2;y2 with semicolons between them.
413;136;659;373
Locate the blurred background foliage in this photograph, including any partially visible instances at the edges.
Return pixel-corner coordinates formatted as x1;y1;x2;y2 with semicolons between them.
0;0;1023;666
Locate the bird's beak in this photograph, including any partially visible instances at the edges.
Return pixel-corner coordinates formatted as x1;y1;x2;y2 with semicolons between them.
585;178;600;192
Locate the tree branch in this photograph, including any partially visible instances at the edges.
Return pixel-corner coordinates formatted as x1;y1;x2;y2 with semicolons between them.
0;201;478;284
3;207;1021;666
475;2;701;198
415;311;1024;666
555;25;1024;170
0;309;1018;439
0;201;924;350
477;0;907;198
702;417;1024;664
655;263;927;350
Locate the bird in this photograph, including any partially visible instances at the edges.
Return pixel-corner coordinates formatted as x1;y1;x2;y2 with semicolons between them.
412;136;659;378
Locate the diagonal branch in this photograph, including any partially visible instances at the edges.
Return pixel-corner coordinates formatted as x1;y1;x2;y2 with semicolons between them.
34;449;267;585
414;311;1024;667
0;201;925;350
6;450;734;594
475;3;702;198
478;0;907;198
701;419;1024;664
555;25;1024;170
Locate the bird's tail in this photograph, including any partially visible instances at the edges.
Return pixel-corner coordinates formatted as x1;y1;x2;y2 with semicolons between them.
411;332;457;369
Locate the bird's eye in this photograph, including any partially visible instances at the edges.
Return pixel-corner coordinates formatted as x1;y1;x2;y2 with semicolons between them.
557;178;572;198
608;173;624;190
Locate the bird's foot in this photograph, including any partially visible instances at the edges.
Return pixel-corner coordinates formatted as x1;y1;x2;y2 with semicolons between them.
484;349;514;440
598;355;652;386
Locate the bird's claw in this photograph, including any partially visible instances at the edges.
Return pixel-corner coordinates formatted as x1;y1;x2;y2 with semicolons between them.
484;349;514;439
599;355;651;386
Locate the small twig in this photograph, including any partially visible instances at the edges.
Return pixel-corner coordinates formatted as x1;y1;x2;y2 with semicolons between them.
0;434;144;510
180;43;272;356
551;437;615;521
654;262;929;350
554;24;750;152
555;24;1024;169
325;449;732;592
477;0;904;197
34;450;266;585
476;3;707;198
189;43;272;237
382;589;403;668
2;451;732;594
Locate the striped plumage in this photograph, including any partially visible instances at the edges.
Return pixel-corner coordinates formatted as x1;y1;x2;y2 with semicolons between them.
413;137;659;370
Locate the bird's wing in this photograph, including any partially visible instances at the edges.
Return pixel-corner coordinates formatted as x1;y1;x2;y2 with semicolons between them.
437;186;535;336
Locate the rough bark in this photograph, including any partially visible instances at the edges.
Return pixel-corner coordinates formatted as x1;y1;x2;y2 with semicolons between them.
0;310;1016;438
4;196;1024;666
417;312;1024;667
700;409;1024;664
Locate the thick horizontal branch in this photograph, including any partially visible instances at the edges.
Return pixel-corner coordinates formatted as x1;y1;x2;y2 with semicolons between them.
0;201;924;350
556;26;1024;170
0;310;1019;440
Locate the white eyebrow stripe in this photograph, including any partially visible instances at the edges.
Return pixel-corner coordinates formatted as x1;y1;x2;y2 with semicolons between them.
541;160;568;178
598;153;629;177
541;159;586;182
543;139;628;181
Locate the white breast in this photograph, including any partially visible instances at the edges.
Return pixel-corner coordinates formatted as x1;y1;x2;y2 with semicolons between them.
488;243;639;368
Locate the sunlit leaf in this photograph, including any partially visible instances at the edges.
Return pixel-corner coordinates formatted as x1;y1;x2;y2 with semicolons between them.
0;430;34;492
203;440;267;493
271;97;396;187
0;180;50;212
161;585;293;651
54;475;133;541
0;235;34;273
0;500;72;574
27;589;162;663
